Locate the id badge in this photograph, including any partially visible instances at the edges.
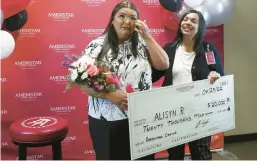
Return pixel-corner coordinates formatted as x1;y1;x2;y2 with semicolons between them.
205;51;216;65
205;44;216;65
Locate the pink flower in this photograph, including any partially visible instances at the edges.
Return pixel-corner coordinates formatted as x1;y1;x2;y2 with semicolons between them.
104;72;121;89
126;84;134;93
98;66;105;73
86;65;99;76
95;85;104;91
123;84;134;110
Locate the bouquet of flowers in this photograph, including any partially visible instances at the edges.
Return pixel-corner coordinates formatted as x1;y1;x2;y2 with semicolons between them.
61;54;123;93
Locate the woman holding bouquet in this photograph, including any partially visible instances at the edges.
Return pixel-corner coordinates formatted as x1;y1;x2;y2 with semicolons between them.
80;1;169;160
152;10;224;160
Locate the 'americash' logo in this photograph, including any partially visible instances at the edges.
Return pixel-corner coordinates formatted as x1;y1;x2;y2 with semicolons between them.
63;136;77;145
48;13;75;21
0;77;7;83
142;0;160;7
149;28;165;36
83;120;89;125
29;0;38;6
18;29;41;33
206;28;219;36
81;0;106;6
82;28;104;36
49;75;68;84
1;110;8;116
84;149;95;155
16;154;44;160
49;44;75;49
15;92;43;101
49;44;75;53
18;28;41;37
1;141;8;148
50;106;76;115
14;61;42;69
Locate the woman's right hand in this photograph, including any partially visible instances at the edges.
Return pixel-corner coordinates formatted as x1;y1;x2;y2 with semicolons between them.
106;90;128;109
208;71;221;84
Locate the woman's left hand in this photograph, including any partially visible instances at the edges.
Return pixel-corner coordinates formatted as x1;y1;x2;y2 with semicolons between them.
208;71;221;84
135;19;151;40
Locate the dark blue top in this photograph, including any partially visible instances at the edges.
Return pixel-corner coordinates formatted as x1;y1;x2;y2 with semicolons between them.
152;41;225;86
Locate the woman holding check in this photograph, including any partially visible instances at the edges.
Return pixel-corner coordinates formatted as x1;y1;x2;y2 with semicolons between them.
80;1;169;160
152;10;224;160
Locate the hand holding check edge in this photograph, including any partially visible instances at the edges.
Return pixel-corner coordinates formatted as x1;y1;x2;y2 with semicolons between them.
208;71;221;84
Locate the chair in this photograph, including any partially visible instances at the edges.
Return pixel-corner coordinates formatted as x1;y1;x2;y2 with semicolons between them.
9;116;68;160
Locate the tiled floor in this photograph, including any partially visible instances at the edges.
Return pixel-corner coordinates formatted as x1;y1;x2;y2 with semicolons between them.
213;141;257;160
161;140;257;160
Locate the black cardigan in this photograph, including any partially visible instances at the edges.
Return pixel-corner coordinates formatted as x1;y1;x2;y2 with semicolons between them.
152;41;225;86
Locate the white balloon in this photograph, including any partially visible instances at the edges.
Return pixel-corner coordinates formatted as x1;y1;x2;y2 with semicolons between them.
0;30;15;59
0;10;4;28
194;5;211;26
184;0;204;8
176;0;236;27
177;1;191;19
200;0;236;27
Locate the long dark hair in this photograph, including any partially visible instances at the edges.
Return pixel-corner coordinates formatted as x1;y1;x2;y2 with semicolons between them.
97;1;140;61
171;10;206;56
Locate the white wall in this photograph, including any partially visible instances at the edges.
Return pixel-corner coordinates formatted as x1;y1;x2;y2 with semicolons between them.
224;0;257;135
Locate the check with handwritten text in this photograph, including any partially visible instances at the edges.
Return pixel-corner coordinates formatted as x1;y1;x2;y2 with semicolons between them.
128;75;235;160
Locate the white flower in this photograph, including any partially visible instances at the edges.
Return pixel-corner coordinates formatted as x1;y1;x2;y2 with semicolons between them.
70;60;79;68
70;69;78;81
77;55;96;73
87;56;96;65
81;55;96;65
77;62;87;73
69;55;96;74
81;72;88;80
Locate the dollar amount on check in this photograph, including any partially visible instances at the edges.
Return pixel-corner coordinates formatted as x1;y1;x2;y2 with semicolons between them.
128;75;235;160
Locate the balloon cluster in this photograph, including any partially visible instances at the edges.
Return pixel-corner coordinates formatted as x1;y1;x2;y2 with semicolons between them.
1;0;30;59
160;0;235;30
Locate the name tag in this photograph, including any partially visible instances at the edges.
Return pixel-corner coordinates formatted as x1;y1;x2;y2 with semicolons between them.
205;51;216;65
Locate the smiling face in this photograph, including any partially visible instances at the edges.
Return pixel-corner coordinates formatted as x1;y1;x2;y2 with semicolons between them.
180;13;199;39
112;7;138;41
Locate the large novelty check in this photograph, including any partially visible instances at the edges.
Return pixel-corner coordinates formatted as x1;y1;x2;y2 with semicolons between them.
128;75;235;160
